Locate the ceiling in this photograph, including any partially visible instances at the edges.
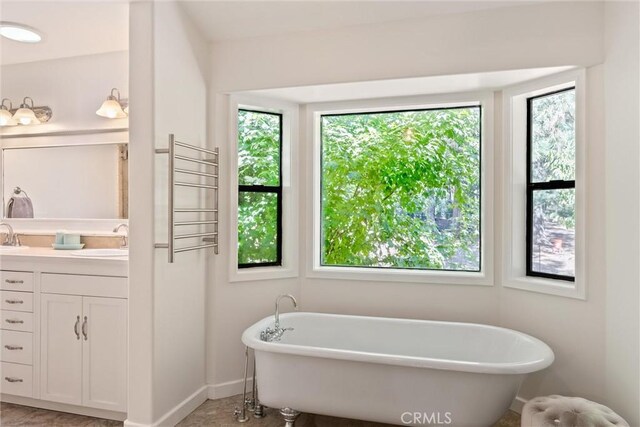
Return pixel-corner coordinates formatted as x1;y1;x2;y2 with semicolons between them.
0;1;128;65
181;1;537;42
0;1;538;65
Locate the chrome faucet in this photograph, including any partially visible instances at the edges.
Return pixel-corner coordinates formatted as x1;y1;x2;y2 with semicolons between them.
260;294;298;342
0;222;18;246
113;223;129;249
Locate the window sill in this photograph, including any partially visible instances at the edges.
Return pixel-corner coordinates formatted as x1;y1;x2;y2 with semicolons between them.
502;276;585;300
307;265;492;286
230;266;298;283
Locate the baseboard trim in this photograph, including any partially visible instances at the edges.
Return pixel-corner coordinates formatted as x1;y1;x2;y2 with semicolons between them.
207;378;252;400
0;394;126;421
123;385;208;427
510;395;527;414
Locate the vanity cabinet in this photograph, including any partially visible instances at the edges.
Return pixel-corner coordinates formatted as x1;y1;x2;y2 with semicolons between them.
0;271;35;398
40;276;127;413
0;256;128;421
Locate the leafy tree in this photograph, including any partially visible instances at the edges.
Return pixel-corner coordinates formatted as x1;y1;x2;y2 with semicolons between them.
237;110;280;265
321;107;481;270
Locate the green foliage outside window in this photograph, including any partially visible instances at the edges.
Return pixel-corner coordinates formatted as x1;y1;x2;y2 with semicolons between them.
321;107;481;271
237;110;281;266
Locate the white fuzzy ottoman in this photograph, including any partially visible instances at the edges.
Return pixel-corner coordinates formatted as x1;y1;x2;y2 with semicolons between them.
522;395;629;427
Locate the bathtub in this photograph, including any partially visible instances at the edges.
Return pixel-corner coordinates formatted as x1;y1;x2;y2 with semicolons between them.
242;312;554;427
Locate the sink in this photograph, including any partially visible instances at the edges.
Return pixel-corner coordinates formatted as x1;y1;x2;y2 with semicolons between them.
0;245;29;253
70;248;128;257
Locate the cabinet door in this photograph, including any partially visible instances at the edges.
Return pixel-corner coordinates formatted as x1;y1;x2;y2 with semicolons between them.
40;293;83;405
82;297;127;412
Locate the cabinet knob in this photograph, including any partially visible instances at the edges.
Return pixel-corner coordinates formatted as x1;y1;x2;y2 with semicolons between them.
4;299;23;304
4;345;23;351
4;377;23;383
5;319;24;324
5;279;24;284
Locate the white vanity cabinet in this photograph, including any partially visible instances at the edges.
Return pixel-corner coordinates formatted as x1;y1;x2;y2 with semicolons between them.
40;274;127;413
0;271;35;398
0;251;128;421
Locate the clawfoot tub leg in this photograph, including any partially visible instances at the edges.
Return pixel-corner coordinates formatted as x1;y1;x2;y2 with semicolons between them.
279;408;300;427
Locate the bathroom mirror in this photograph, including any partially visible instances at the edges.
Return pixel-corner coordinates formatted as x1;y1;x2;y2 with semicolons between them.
1;143;128;219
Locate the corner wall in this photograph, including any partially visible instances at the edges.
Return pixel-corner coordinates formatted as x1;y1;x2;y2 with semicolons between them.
128;1;209;425
603;2;640;424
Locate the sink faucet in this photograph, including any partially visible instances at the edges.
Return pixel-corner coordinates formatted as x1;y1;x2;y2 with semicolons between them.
113;223;129;249
261;294;298;342
0;222;18;246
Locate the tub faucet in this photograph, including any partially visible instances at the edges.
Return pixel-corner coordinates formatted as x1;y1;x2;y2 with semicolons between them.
0;222;18;246
113;223;129;249
261;294;298;342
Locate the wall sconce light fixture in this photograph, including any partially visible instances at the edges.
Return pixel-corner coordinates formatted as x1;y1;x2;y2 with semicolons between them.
0;97;52;127
96;88;128;119
0;98;18;126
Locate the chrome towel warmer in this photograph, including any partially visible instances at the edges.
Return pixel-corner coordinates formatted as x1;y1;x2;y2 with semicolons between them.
154;134;219;263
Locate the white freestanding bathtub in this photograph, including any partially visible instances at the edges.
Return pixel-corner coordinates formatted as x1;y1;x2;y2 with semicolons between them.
242;312;554;427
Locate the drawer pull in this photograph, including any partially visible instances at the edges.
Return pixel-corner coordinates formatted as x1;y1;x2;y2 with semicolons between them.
5;279;24;284
5;319;24;324
5;299;23;304
4;345;24;351
82;316;88;341
74;316;81;340
4;376;23;383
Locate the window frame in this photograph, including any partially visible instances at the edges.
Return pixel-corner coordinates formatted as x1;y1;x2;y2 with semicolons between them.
525;87;576;282
306;92;494;286
237;108;283;269
502;69;586;299
229;95;299;283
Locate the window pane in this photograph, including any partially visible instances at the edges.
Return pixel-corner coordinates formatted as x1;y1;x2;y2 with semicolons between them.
531;189;575;277
321;107;481;271
238;110;281;186
530;89;575;183
238;191;278;265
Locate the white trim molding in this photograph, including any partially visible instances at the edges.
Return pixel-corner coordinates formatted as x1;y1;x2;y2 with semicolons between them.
123;385;208;427
501;69;586;299
305;92;495;286
227;95;299;283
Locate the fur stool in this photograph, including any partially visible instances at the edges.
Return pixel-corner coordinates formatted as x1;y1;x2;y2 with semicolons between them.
522;395;629;427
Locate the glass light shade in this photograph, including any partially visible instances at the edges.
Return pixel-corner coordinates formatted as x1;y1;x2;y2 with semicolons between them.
13;107;40;125
96;99;127;119
0;108;17;126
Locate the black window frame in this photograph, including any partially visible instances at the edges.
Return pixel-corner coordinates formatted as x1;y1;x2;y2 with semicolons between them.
525;87;576;282
319;104;483;273
237;108;283;269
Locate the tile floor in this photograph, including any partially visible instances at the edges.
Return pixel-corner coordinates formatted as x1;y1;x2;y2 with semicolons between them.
1;396;521;426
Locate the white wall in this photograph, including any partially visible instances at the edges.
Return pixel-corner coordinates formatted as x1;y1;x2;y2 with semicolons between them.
603;2;640;425
208;0;614;408
0;51;129;135
128;1;209;425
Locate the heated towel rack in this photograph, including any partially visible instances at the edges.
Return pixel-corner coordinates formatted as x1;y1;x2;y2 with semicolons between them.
154;134;219;263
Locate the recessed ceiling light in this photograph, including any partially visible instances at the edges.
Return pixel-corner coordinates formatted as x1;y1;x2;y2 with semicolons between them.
0;22;42;43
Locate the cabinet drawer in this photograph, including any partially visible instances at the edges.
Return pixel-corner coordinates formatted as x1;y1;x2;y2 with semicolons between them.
1;362;33;397
1;330;33;365
0;271;34;292
0;291;33;312
1;310;33;332
41;274;127;298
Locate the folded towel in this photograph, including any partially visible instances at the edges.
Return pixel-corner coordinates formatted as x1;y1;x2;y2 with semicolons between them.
7;192;34;218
